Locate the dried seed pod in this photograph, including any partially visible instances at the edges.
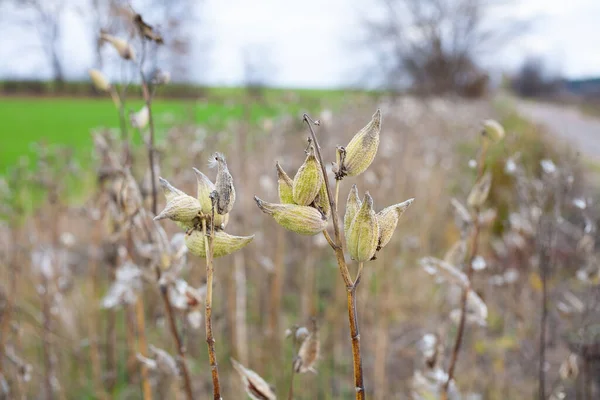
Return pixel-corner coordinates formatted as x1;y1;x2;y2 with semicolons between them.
133;13;164;44
185;230;254;258
344;184;361;239
193;167;216;213
420;257;469;289
314;181;331;218
210;153;236;215
292;146;323;206
130;106;149;129
559;353;579;380
154;194;201;225
467;172;492;208
276;162;294;204
482;119;505;143
346;192;379;262
159;177;185;203
89;69;110;92
376;198;414;250
100;33;136;60
294;321;320;374
255;197;327;236
231;358;277;400
343;109;381;176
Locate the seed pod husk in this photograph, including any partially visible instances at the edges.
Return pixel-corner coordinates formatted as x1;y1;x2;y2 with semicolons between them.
343;109;381;176
211;153;236;215
314;181;331;218
346;192;379;262
159;177;185;203
467;172;492;208
376;198;414;250
294;331;320;374
154;194;201;225
344;184;361;240
276;162;294;204
130;106;149;129
231;358;277;400
185;230;254;258
255;197;327;236
292;146;323;206
193;167;216;213
89;69;110;92
482;119;505;143
100;33;136;60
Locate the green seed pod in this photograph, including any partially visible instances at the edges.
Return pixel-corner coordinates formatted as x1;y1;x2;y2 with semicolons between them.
292;146;323;206
255;197;327;236
346;192;379;262
211;153;236;215
467;172;492;208
376;198;414;250
314;181;331;218
344;184;361;239
159;177;185;203
276;162;294;204
193;167;216;214
185;230;254;258
482;119;505;143
343;109;381;177
154;194;201;225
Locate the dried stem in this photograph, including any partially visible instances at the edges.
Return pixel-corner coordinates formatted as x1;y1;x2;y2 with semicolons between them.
41;273;54;400
135;296;153;400
159;283;195;400
442;143;488;397
287;366;296;400
303;114;365;399
202;216;222;400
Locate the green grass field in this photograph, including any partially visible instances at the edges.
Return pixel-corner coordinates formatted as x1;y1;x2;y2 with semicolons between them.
0;89;356;173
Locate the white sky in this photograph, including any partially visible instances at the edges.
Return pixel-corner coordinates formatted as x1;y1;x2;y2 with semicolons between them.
0;0;598;88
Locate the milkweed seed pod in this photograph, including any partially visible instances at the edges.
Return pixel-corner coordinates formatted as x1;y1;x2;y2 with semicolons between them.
344;184;361;239
255;197;327;236
100;33;136;61
185;230;254;258
130;106;149;129
133;13;165;44
276;162;294;204
346;192;379;262
294;330;320;374
293;146;323;206
343;109;381;177
154;194;201;226
467;172;492;208
231;358;277;400
193;167;216;213
159;177;185;203
314;181;331;218
89;69;110;92
211;153;235;215
376;198;414;251
419;257;469;289
482;119;505;143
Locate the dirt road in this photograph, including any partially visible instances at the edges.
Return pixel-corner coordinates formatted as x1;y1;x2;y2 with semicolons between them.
517;101;600;160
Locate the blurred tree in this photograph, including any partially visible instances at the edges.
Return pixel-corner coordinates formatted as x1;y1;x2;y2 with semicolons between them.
363;0;527;96
511;56;562;98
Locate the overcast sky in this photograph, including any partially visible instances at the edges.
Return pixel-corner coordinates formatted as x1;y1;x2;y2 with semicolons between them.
0;0;598;88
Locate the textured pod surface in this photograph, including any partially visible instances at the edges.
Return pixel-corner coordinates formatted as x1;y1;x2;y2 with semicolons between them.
193;167;215;213
346;192;379;262
154;194;201;224
344;109;381;176
276;162;294;204
314;181;331;218
344;184;362;239
292;146;323;206
255;197;327;235
89;69;110;92
294;324;320;374
376;198;414;250
467;172;492;208
159;177;185;203
212;153;236;215
185;230;254;258
231;358;277;400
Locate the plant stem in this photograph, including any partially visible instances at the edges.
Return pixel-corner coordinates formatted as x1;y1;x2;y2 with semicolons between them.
443;142;488;397
159;284;195;400
202;217;222;400
139;42;158;215
135;296;153;400
287;366;296;400
303;114;365;399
